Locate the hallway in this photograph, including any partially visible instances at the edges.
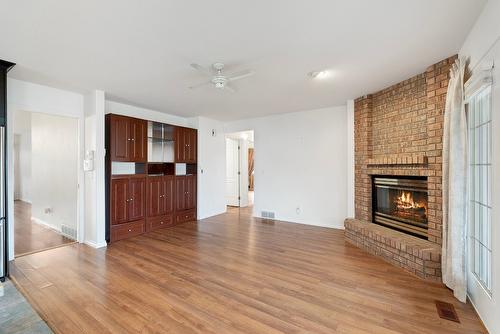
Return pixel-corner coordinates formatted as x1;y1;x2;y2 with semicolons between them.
14;200;74;256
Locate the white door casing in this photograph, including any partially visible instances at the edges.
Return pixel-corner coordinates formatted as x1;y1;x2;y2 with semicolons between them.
225;138;240;206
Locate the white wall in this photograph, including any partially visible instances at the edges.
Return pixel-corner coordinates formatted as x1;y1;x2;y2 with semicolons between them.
31;112;79;232
459;2;500;332
346;100;355;218
6;79;85;260
459;0;500;71
84;91;106;248
224;106;348;229
12;110;31;202
196;117;227;219
106;100;189;127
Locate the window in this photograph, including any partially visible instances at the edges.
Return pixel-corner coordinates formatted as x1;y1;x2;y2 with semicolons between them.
467;83;492;293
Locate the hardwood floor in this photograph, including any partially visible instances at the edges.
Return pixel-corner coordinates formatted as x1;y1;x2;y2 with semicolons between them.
11;207;485;333
14;200;74;257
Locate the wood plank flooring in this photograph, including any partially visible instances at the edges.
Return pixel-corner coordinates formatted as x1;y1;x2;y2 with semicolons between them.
14;200;74;256
10;207;486;333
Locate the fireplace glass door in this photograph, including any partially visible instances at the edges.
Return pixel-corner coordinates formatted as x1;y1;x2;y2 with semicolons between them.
373;177;428;238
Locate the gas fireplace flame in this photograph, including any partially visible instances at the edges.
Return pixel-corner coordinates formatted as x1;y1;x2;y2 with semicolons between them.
395;191;426;211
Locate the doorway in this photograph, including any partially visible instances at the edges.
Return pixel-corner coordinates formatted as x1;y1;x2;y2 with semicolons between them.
225;130;254;211
13;110;79;256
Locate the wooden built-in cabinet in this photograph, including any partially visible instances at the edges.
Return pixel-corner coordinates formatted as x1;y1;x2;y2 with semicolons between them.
106;114;197;243
109;115;147;162
174;127;197;163
110;175;146;241
175;175;197;224
146;175;174;231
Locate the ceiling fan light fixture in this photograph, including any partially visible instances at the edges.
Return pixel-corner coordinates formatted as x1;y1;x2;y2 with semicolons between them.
188;62;254;93
309;70;330;79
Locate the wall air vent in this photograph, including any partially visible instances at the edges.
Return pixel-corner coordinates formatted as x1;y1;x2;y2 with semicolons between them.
61;224;77;240
261;211;275;219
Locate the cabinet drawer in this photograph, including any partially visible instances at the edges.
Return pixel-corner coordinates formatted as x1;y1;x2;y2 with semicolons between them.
147;214;173;231
175;209;196;224
111;220;145;242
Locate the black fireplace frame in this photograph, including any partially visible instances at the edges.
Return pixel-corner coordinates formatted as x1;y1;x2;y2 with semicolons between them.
371;175;428;239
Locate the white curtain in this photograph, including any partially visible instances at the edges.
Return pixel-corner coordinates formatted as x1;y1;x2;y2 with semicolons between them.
442;58;467;302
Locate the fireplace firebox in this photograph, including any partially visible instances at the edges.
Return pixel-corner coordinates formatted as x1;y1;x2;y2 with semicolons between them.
372;176;428;239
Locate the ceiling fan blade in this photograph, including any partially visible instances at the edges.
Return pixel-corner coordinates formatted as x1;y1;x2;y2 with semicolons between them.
227;70;255;82
188;80;212;89
224;84;236;93
190;63;212;76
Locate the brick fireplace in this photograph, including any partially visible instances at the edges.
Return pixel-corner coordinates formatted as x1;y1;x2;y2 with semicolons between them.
344;55;457;281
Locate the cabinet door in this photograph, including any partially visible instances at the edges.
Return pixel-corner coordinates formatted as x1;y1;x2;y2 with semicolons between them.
129;177;146;221
185;175;197;210
174;127;185;162
175;176;186;211
185;128;197;163
111;178;129;225
163;176;175;213
110;116;130;161
129;118;147;162
147;176;163;217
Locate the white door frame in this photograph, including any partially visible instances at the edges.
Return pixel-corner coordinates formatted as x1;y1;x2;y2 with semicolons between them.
225;137;240;207
6;103;85;260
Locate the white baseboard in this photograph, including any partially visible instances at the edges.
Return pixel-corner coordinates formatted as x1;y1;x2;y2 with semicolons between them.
31;216;60;232
15;198;32;204
467;293;490;333
84;240;107;249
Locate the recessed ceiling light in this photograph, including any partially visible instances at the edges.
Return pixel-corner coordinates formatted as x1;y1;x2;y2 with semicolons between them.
308;70;330;79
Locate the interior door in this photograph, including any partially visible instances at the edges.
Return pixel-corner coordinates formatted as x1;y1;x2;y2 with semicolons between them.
111;116;130;161
163;176;174;213
225;138;240;207
147;176;163;217
129;177;145;221
175;176;186;211
129;118;147;162
111;178;129;224
185;175;197;209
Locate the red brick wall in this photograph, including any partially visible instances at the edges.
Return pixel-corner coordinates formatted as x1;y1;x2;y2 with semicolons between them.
354;55;456;245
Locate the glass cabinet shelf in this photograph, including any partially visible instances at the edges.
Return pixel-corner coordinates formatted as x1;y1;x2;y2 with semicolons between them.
147;121;175;162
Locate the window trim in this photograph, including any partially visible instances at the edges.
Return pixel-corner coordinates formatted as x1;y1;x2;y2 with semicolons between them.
465;71;493;296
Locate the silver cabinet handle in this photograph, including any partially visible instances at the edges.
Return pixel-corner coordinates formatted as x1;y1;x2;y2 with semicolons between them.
160;221;164;225
131;138;135;141
130;198;134;201
128;229;132;232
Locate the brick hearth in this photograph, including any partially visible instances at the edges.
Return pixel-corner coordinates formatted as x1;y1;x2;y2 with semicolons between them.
346;55;457;281
345;219;441;281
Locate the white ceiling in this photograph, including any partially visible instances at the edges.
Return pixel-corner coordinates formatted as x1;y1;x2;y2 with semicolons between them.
0;0;485;121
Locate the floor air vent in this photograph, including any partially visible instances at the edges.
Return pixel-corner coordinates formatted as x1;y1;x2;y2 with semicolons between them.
435;300;460;323
61;224;77;240
261;211;275;219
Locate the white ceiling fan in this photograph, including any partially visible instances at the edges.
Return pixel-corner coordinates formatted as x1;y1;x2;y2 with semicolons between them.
188;62;255;93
